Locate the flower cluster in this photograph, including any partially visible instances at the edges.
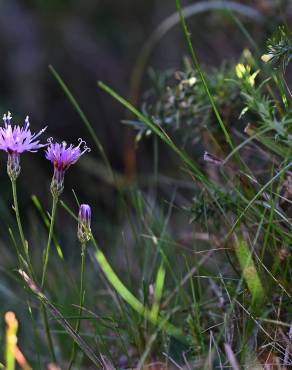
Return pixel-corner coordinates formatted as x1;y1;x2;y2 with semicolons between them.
0;112;90;195
235;64;259;88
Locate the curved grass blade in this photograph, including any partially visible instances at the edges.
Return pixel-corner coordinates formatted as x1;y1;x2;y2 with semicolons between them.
92;238;184;340
234;235;265;312
149;263;166;324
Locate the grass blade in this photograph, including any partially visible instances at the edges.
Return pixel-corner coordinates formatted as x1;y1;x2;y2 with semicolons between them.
149;263;166;324
234;235;265;312
92;238;183;340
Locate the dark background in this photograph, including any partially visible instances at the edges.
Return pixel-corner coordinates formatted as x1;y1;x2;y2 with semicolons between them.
0;0;291;247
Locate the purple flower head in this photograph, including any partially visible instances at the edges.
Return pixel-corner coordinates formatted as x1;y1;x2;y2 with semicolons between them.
78;204;92;244
46;138;90;197
0;112;47;180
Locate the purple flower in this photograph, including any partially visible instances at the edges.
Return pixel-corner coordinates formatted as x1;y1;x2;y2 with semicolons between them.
46;138;90;196
0;112;47;180
78;204;92;244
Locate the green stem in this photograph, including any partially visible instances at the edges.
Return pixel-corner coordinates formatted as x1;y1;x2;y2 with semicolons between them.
41;195;58;288
11;180;33;272
11;180;26;249
40;194;58;362
9;188;41;369
41;304;56;362
68;244;86;370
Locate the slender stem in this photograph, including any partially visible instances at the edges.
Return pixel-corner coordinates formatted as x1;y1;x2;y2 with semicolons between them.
11;180;57;362
11;180;26;249
40;194;58;362
11;180;33;274
41;304;56;362
41;195;58;288
9;185;41;368
68;244;86;370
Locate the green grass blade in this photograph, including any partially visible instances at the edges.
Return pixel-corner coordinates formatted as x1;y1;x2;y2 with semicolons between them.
149;263;166;324
234;235;265;312
92;238;183;339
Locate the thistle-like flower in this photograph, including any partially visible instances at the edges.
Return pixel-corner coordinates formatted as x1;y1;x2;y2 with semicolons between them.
0;112;46;180
45;138;90;197
77;204;91;244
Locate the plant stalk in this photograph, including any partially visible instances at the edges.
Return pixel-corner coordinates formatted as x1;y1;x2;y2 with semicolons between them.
41;195;58;288
41;304;56;362
40;194;59;362
11;180;33;273
68;243;86;370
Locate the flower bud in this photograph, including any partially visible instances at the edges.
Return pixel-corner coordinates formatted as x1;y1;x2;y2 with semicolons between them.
7;151;21;181
50;168;65;197
77;204;91;244
261;53;273;63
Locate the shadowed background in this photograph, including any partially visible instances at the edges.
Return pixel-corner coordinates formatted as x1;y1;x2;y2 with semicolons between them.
0;0;291;255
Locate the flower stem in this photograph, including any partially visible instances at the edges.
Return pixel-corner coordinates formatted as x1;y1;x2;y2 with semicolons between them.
10;182;42;367
11;180;25;246
40;304;56;363
40;194;58;362
41;195;58;288
68;244;86;370
11;180;32;271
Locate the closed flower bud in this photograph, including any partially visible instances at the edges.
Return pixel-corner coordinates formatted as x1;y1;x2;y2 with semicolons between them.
77;204;91;244
261;53;273;63
7;151;21;181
